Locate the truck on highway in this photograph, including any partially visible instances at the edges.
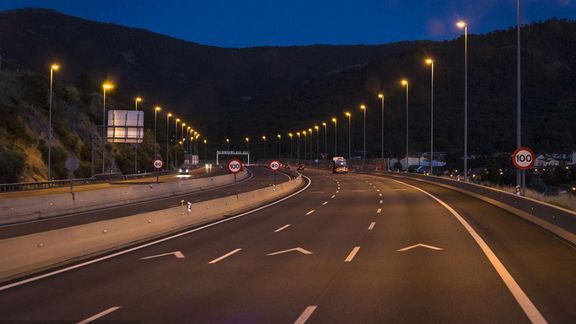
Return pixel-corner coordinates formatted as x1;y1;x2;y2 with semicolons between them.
332;157;349;174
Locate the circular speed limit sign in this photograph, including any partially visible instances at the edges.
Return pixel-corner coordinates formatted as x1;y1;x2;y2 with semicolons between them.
269;160;281;171
227;159;243;173
512;147;535;170
153;159;164;169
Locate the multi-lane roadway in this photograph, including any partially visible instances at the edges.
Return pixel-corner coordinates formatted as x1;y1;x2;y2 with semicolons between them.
1;169;576;322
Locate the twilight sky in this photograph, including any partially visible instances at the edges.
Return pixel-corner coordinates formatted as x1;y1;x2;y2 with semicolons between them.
0;0;575;47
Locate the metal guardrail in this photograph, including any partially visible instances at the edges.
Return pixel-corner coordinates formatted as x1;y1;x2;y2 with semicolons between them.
0;170;176;193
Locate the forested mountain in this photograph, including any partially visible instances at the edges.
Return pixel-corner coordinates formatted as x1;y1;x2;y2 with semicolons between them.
0;8;574;182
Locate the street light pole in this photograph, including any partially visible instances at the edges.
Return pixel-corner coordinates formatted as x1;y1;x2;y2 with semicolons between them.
262;135;267;160
314;126;320;161
401;80;409;171
360;104;366;167
101;82;114;174
378;94;385;170
303;131;307;162
345;112;352;161
426;59;434;176
174;118;180;168
457;21;469;181
308;128;313;161
332;118;338;156
48;64;59;181
517;0;524;195
166;113;172;170
288;133;293;160
134;97;142;174
277;134;281;157
154;106;160;157
322;122;327;159
296;132;301;163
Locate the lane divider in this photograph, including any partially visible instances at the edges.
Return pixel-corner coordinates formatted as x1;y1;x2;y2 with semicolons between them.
208;248;242;264
345;246;361;262
78;306;121;324
294;305;318;324
368;222;376;230
305;210;315;216
274;224;291;233
377;208;382;214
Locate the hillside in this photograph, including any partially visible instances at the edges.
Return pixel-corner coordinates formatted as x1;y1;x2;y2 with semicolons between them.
0;8;575;182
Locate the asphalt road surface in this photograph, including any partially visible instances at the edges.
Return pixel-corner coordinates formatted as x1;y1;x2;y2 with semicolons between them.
0;166;292;239
1;169;576;323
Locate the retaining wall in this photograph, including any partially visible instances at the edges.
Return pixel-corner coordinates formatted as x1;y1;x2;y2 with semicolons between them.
0;175;303;282
0;170;249;225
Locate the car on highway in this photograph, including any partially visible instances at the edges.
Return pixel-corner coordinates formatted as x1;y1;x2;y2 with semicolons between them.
177;167;192;178
297;164;305;171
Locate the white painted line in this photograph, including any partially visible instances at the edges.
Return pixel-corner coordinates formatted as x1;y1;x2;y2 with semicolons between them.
274;224;291;233
376;189;380;192
336;190;339;193
345;246;361;262
390;178;547;324
78;306;121;324
379;193;382;197
379;200;383;204
377;208;382;214
322;201;328;205
0;176;313;292
140;251;185;260
208;248;242;264
368;222;376;230
294;305;318;324
306;210;315;215
331;195;336;199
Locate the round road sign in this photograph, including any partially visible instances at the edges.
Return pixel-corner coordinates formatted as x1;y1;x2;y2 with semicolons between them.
512;147;535;170
269;160;281;171
153;159;164;169
227;159;243;173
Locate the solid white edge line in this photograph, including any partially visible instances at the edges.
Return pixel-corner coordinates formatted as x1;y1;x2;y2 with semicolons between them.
274;224;291;233
345;246;361;262
294;305;318;324
389;178;546;324
0;175;312;292
368;222;376;230
305;210;315;215
208;248;242;264
77;306;121;324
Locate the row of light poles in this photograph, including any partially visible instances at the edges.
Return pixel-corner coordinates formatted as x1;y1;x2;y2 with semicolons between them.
46;67;203;178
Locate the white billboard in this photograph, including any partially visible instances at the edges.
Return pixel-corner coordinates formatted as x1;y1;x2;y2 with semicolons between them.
107;110;144;143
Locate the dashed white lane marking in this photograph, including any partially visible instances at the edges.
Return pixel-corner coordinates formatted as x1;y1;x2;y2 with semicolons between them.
390;178;547;324
345;246;361;262
377;208;382;214
306;210;315;215
336;190;339;193
376;189;380;192
379;193;382;197
322;201;328;205
294;305;318;324
331;195;336;199
78;306;121;324
274;224;291;233
368;222;376;230
379;200;383;204
208;248;242;264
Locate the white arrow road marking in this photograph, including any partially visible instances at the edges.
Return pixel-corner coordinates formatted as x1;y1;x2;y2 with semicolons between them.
267;247;313;256
140;251;185;260
368;222;376;230
274;224;291;233
78;306;121;324
306;210;315;215
397;243;444;252
390;178;546;323
322;201;328;205
208;248;242;264
294;305;318;324
377;208;382;214
345;246;361;262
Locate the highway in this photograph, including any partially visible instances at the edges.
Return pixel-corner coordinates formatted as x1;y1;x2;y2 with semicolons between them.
0;166;292;239
1;169;576;322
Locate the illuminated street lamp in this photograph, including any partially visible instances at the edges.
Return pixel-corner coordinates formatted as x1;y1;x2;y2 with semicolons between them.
332;118;338;156
360;104;367;165
288;133;294;160
262;135;267;159
345;112;352;161
174;118;181;167
302;130;307;161
425;58;434;175
378;93;385;169
133;97;143;174
48;63;59;181
457;20;469;181
308;128;313;160
401;79;409;171
203;139;208;161
245;137;250;152
101;82;114;174
296;132;301;162
226;138;230;150
154;106;161;156
314;126;320;160
322;122;327;158
166;113;172;169
276;134;281;157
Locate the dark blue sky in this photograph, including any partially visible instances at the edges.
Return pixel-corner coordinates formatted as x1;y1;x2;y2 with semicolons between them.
1;0;575;47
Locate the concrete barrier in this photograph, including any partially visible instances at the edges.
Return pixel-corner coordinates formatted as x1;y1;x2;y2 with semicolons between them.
0;175;303;282
0;170;249;225
362;171;576;245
